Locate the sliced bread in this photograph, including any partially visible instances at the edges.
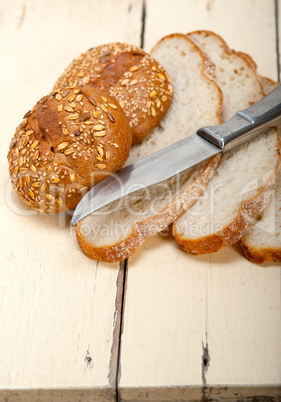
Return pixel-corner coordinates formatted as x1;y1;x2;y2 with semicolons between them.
75;33;223;262
172;31;281;255
240;78;281;263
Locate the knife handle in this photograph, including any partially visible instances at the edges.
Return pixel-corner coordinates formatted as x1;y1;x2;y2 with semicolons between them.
197;83;281;150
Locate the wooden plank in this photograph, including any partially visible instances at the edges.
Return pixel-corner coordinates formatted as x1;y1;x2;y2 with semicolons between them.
119;0;281;400
0;1;142;400
144;0;277;79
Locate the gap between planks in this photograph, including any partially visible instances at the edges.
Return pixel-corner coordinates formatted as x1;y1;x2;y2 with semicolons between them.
108;1;147;400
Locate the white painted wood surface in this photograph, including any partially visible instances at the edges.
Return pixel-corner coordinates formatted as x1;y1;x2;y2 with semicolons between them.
0;1;142;401
0;1;280;401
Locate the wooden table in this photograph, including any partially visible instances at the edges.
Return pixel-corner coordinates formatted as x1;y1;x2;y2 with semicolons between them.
0;1;280;401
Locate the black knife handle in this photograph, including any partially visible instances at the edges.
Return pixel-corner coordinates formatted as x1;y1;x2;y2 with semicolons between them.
197;83;281;150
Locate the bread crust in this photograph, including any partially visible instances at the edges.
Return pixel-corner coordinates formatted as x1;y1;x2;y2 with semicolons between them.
7;85;132;213
76;154;221;262
173;130;281;255
172;30;280;255
54;42;173;145
240;242;281;264
239;77;281;264
187;30;264;96
75;33;224;262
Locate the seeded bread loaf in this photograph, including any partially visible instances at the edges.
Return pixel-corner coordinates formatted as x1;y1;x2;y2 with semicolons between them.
75;33;223;262
240;78;281;263
7;85;132;213
54;43;173;145
172;31;281;255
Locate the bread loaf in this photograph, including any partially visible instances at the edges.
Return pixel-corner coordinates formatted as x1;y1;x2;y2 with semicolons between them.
240;78;281;263
172;31;281;255
7;85;132;213
54;43;173;145
75;34;223;262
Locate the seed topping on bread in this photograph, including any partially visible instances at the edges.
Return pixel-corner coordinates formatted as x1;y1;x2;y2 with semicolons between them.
54;43;173;144
8;85;131;213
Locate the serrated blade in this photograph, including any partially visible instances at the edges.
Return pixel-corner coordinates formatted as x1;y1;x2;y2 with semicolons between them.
71;133;220;225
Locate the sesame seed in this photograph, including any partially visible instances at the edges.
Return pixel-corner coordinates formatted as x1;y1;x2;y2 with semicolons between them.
64;105;73;112
95;163;107;169
70;172;75;182
97;146;104;157
94;131;106;137
93;110;99;118
93;124;105;131
56;197;63;206
30;140;39;150
121;79;129;86
64;148;74;155
62;90;69;98
130;65;139;72
46;194;55;202
68;113;79;120
68;94;76;102
22;137;29;147
57;142;69;150
25;130;34;136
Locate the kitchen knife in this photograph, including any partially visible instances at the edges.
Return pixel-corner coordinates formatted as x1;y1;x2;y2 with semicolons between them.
71;83;281;225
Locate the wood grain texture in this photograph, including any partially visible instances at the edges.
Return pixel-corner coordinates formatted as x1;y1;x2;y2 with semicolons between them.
0;1;142;400
119;0;281;400
1;1;281;401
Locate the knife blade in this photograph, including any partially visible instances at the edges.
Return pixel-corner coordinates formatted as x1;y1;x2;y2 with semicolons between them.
71;84;281;225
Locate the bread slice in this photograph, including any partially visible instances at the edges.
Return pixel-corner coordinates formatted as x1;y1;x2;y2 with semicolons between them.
172;31;281;255
240;78;281;263
75;33;223;262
